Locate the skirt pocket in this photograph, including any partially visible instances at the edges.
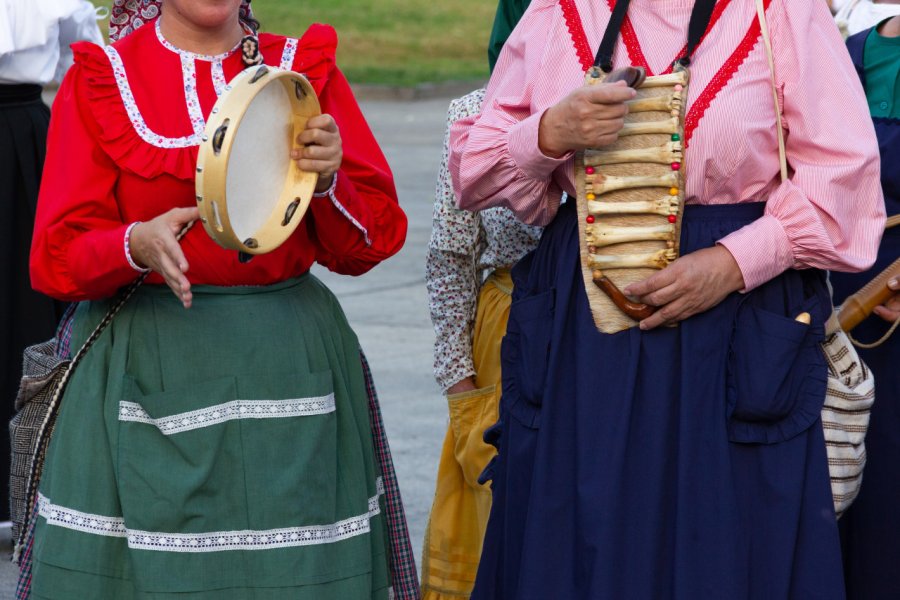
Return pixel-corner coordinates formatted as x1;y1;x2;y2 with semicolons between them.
726;299;827;445
503;288;555;429
117;369;341;592
448;384;500;489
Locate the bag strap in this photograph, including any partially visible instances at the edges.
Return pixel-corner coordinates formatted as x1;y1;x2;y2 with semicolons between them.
15;222;194;557
756;0;787;184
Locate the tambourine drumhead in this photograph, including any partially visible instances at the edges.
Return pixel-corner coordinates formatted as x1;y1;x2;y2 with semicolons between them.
195;65;321;255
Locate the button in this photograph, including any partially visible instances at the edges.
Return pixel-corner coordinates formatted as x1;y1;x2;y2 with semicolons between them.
880;101;889;110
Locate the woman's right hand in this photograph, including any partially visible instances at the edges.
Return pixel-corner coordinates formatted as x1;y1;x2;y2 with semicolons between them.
447;377;478;396
874;278;900;323
538;81;635;158
129;207;199;309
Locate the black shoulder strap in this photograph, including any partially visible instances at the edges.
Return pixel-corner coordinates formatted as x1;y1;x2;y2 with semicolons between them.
594;0;718;72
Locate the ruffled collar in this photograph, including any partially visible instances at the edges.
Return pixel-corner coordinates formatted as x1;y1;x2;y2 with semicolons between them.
153;19;243;62
70;22;338;181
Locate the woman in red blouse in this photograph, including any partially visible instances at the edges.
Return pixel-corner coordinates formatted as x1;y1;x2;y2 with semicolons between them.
24;1;408;597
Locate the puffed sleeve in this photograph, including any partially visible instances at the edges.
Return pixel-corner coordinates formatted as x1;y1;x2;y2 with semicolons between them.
305;65;407;275
449;0;571;226
717;0;884;290
30;59;137;301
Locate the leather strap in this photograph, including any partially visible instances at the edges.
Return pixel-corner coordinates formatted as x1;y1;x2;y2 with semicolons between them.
15;221;195;556
756;0;788;183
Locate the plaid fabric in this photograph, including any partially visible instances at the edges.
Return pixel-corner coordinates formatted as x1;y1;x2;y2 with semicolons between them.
54;304;77;360
361;350;421;600
16;311;418;599
14;514;36;599
14;306;74;599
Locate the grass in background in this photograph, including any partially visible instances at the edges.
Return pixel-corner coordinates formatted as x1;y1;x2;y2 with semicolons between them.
93;0;495;86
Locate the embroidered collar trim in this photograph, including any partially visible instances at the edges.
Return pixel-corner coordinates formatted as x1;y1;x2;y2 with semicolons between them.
154;19;242;62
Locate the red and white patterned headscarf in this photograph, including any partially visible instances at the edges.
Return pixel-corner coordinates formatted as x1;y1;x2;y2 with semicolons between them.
108;0;254;42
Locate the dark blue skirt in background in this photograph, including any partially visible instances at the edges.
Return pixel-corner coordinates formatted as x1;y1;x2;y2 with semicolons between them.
472;200;844;599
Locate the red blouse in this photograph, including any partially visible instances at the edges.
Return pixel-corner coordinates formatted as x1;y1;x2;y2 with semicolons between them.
30;21;407;301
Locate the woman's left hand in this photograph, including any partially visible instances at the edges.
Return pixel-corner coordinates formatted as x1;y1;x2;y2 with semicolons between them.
291;114;342;193
624;246;745;330
873;278;900;323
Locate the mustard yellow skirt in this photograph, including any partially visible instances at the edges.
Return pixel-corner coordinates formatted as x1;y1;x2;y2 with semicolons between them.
420;269;512;599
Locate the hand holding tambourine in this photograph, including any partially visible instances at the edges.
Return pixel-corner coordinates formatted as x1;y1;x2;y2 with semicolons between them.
291;113;342;193
195;65;327;256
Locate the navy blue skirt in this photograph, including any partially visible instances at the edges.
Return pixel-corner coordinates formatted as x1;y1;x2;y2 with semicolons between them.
473;200;844;599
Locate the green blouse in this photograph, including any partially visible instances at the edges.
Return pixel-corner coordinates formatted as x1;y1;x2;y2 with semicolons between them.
864;20;900;119
488;0;531;73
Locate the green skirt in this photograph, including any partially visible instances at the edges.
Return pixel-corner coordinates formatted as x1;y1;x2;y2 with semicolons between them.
31;276;391;599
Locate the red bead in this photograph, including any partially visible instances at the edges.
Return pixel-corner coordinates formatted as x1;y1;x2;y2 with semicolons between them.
586;215;595;224
585;166;596;175
668;215;677;223
671;162;681;171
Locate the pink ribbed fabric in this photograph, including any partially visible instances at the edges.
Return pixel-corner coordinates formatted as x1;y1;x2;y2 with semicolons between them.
449;0;885;290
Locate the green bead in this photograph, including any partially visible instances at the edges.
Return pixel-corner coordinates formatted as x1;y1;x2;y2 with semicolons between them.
671;133;681;142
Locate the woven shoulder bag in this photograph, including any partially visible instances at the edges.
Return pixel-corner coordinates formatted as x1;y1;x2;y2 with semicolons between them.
756;0;875;518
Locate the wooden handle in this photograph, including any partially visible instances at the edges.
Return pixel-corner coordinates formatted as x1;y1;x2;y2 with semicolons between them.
838;256;900;332
887;214;900;230
592;273;656;321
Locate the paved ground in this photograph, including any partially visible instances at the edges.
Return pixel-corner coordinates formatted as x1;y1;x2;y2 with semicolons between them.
0;96;454;596
316;96;452;567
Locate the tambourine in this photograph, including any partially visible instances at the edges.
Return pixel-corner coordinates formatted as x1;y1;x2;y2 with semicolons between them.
195;64;321;256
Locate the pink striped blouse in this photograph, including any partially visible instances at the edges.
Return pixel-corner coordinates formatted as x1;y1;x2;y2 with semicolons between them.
449;0;885;290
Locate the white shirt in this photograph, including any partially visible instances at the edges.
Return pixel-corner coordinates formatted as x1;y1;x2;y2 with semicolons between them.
835;0;900;37
0;0;104;85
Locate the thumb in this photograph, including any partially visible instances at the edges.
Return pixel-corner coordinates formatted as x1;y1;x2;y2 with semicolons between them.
171;206;200;224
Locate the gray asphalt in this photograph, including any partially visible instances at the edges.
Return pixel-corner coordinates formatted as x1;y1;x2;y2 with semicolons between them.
0;96;455;597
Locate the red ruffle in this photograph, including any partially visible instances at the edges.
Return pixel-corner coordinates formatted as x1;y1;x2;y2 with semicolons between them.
70;24;338;182
70;41;199;181
260;24;338;97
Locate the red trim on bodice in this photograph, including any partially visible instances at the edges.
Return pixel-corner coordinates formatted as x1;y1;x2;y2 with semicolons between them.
684;0;772;146
561;0;595;71
606;0;733;75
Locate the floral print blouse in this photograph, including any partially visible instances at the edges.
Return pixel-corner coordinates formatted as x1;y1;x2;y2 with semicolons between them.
426;89;543;391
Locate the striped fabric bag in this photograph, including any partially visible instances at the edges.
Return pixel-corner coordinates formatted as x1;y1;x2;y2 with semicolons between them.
820;317;875;518
755;0;874;519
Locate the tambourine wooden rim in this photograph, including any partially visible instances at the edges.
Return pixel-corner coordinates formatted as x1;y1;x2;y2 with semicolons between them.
195;65;321;255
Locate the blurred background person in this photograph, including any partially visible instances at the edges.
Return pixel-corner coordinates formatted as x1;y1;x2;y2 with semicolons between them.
837;13;900;599
420;1;541;597
835;0;900;36
0;0;102;524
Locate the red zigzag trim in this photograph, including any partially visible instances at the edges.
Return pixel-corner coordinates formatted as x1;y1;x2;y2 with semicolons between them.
560;0;594;71
684;0;772;146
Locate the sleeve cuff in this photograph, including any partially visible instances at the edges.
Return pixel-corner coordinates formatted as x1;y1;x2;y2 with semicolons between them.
124;222;150;273
717;214;795;291
508;109;573;181
438;368;478;393
309;171;372;246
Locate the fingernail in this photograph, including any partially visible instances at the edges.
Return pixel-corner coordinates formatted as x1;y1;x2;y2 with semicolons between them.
891;278;898;288
639;322;648;331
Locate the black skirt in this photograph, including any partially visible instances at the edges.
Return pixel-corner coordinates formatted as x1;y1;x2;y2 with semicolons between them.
0;84;66;521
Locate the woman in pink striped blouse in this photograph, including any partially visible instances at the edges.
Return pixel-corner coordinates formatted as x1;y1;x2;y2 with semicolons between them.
449;0;884;598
